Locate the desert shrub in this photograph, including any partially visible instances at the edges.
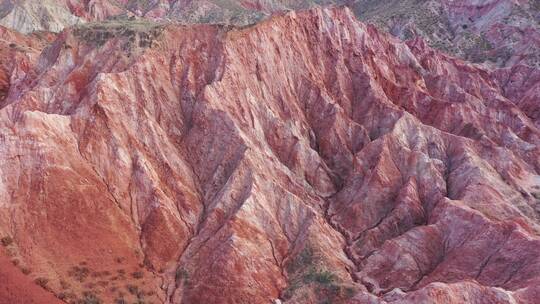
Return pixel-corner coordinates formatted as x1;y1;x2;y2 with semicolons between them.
34;277;49;288
91;270;111;278
1;236;13;246
131;271;144;279
78;291;102;304
126;284;139;295
21;267;31;275
114;298;126;304
60;280;70;289
69;266;90;282
175;268;189;284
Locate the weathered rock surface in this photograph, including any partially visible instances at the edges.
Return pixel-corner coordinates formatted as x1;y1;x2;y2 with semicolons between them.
0;6;539;304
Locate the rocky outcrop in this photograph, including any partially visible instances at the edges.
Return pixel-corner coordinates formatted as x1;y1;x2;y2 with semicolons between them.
0;6;539;304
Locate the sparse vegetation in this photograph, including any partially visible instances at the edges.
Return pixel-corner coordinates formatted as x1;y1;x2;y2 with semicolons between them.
78;291;102;304
72;20;164;50
283;246;356;302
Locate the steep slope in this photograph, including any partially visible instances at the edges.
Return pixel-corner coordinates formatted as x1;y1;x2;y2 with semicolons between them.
0;6;539;304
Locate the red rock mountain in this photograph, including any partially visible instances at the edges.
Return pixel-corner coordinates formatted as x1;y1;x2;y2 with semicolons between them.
0;6;539;304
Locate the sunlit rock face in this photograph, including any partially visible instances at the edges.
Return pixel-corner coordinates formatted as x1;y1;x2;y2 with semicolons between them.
0;6;539;304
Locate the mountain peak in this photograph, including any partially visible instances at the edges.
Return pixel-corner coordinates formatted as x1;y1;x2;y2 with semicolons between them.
0;4;539;304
